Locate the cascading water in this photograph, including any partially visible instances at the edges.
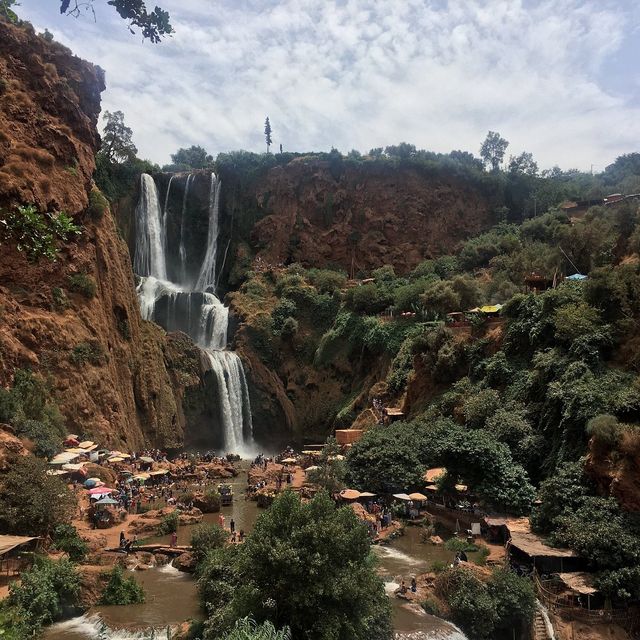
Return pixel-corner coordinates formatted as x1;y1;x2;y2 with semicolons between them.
134;171;253;452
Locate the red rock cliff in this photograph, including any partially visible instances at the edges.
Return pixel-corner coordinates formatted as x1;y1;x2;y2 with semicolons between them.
252;158;496;275
0;19;201;449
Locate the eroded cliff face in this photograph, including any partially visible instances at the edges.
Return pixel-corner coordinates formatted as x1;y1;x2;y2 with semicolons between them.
0;19;202;449
250;159;496;275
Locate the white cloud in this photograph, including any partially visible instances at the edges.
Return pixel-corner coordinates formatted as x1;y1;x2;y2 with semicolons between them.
19;0;640;169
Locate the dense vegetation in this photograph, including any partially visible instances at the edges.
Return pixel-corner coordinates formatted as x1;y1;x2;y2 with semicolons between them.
196;491;392;640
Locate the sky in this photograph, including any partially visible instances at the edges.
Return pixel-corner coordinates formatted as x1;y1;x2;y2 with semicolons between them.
17;0;640;171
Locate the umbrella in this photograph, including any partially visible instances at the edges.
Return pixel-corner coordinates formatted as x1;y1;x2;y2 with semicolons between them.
84;478;99;488
408;492;428;501
88;487;115;495
339;489;361;500
392;493;412;501
139;456;154;464
95;497;119;505
359;491;377;498
280;457;297;464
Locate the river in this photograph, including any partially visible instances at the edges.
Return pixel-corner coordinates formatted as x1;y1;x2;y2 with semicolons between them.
46;467;468;640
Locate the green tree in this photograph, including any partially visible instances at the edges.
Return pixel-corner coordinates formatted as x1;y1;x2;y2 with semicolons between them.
9;557;81;634
200;491;392;640
346;423;425;494
60;0;172;42
100;565;145;605
508;151;538;176
191;523;228;564
168;145;213;170
264;117;272;153
306;437;346;494
0;0;19;22
220;618;291;640
0;456;76;536
480;131;509;171
99;111;137;163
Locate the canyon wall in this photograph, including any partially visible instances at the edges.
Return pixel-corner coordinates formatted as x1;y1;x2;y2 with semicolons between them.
0;18;202;449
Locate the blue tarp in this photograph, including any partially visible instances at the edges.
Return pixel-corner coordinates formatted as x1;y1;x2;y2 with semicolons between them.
566;274;587;281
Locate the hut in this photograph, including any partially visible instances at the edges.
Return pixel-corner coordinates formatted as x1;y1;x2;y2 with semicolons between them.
0;535;40;576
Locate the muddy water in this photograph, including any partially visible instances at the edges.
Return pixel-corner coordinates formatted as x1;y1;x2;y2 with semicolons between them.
374;526;472;639
46;467;468;640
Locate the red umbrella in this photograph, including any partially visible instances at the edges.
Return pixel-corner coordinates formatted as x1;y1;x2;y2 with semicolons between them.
88;487;115;495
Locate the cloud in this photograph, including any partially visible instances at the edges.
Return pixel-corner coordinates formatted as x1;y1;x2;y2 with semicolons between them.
20;0;640;169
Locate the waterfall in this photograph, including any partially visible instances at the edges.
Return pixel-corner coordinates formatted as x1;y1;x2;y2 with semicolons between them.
195;173;221;291
133;174;167;280
133;172;253;452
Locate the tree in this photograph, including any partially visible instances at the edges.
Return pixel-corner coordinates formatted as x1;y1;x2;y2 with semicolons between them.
264;117;272;153
99;111;137;163
480;131;509;171
166;145;213;170
0;456;76;536
508;151;538;176
200;491;392;640
220;618;291;640
0;0;19;23
306;437;346;494
346;423;426;494
60;0;172;43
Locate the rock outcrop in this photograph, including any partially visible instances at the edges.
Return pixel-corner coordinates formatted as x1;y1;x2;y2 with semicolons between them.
0;18;203;448
251;159;496;275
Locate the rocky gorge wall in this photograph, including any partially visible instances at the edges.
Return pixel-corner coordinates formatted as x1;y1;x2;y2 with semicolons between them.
0;18;203;449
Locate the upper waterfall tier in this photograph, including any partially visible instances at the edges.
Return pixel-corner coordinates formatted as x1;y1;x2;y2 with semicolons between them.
134;171;222;292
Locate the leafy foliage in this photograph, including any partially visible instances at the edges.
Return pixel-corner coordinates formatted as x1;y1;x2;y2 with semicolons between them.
0;456;76;536
198;491;392;640
157;510;179;535
68;272;97;298
165;145;214;171
99;565;145;605
9;557;81;634
52;524;89;562
191;523;228;564
99;111;137;163
220;618;291;640
0;205;80;261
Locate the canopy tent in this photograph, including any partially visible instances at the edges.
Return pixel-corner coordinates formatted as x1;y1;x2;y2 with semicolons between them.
557;572;597;595
0;535;39;556
304;466;320;473
139;456;154;463
83;478;104;488
280;458;297;464
566;273;587;281
49;452;80;465
108;457;125;463
148;469;169;476
392;493;413;501
94;497;119;505
408;492;428;501
339;489;361;500
359;491;376;498
78;441;95;449
88;487;115;495
424;467;446;483
62;463;87;472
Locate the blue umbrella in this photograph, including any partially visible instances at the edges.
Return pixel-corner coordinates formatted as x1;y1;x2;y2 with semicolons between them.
84;478;99;488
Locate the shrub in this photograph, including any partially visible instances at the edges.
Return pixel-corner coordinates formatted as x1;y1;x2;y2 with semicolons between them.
191;523;228;564
9;558;81;633
0;205;81;261
157;510;179;535
70;341;104;366
200;489;221;513
99;565;145;605
586;414;621;449
444;537;478;553
271;298;297;334
307;268;347;294
87;188;109;220
219;618;291;640
280;316;298;338
68;273;96;298
420;599;441;616
14;418;62;458
51;287;68;311
52;524;88;562
0;456;76;536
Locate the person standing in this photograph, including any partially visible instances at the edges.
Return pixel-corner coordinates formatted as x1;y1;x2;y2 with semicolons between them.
170;531;178;548
218;513;225;529
230;519;235;534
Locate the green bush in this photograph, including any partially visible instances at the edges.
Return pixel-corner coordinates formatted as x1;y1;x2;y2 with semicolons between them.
157;510;179;535
14;418;62;458
420;599;441;616
99;565;145;605
0;205;81;262
219;618;291;640
9;557;81;634
444;537;478;553
52;524;88;562
68;272;97;298
271;298;297;334
586;414;621;449
70;341;104;366
307;268;347;294
191;523;228;564
87;188;109;221
0;456;76;537
280;316;298;338
51;287;68;311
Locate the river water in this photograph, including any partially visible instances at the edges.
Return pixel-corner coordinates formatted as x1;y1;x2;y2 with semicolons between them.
46;467;468;640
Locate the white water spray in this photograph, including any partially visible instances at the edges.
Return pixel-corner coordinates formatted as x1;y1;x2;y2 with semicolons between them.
134;172;253;451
